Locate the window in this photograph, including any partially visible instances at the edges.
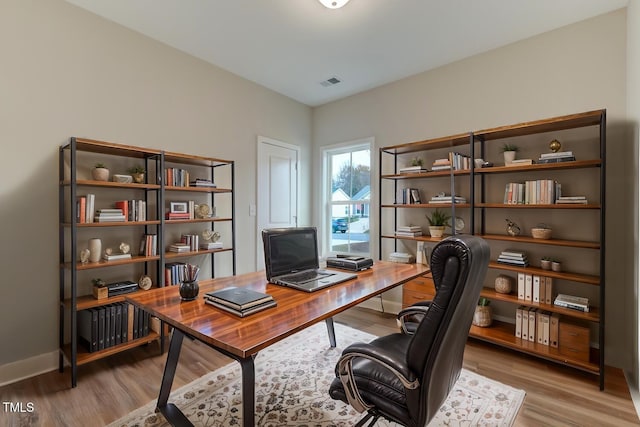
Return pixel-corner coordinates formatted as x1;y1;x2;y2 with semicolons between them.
323;139;372;256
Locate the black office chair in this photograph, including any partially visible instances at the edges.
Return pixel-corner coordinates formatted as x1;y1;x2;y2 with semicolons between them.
328;235;489;427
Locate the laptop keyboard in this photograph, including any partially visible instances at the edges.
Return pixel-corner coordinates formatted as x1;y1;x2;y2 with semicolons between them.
282;270;329;283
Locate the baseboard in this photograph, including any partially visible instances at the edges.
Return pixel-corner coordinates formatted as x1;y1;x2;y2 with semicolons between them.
624;370;640;420
0;351;60;387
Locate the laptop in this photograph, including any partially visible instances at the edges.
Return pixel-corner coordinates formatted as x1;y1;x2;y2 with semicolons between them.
262;227;357;292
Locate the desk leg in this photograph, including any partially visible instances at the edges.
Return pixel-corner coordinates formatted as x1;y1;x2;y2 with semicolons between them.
325;317;336;347
239;357;255;427
157;329;192;426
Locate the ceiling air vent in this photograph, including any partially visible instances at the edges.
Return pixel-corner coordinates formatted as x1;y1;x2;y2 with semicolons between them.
320;77;341;87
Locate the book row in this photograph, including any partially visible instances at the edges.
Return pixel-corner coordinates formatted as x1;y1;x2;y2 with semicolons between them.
76;195;147;223
503;180;561;205
515;307;558;347
517;273;553;304
77;303;152;353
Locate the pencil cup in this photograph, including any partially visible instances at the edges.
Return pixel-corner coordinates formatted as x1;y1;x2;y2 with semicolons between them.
179;280;199;301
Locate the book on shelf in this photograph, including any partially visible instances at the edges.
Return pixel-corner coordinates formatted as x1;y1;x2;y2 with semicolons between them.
506;159;534;166
204;286;274;311
398;166;428;173
554;294;590;312
536;156;576;164
556;196;588;204
169;243;191;253
139;234;158;256
428;195;466;204
190;178;217;187
103;252;132;261
497;257;529;267
94;215;126;222
394;231;422;237
114;201;129;222
539;151;574;158
397;225;422;232
200;241;223;250
396;188;422;204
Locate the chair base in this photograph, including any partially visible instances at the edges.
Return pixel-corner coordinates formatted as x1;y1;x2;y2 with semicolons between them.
355;411;380;427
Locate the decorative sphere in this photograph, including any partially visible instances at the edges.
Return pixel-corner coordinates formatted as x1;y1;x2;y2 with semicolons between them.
494;275;514;294
549;139;561;153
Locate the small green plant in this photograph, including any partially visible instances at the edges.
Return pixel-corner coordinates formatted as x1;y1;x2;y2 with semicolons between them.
94;162;107;169
410;157;423;167
478;297;491;306
501;143;519;152
541;256;553;261
426;208;450;227
92;278;106;288
128;165;146;174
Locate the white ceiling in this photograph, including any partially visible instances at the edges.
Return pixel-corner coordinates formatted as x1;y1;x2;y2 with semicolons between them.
65;0;627;107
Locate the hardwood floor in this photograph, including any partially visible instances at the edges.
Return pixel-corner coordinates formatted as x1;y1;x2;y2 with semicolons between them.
1;307;637;426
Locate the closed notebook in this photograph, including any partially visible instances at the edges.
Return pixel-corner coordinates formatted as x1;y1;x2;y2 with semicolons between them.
205;286;273;310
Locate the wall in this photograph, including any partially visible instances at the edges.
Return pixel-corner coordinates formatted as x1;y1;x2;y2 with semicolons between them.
0;0;311;379
313;10;630;369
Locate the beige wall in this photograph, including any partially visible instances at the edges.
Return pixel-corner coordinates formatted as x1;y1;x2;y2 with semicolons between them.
0;0;311;372
313;9;630;369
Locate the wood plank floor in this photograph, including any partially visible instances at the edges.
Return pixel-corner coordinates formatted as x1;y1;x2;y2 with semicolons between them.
1;307;638;426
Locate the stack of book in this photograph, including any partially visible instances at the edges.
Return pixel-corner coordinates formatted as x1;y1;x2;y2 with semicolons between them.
95;208;126;222
181;234;199;251
556;195;587;204
537;151;576;164
428;194;466;204
497;250;528;267
431;158;451;171
398;165;428;174
204;287;276;317
554;294;590;312
190;178;216;188
168;243;190;253
200;241;223;250
394;225;422;237
103;252;132;261
506;159;534;166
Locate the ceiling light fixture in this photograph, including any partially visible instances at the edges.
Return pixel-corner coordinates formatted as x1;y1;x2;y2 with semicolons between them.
318;0;351;9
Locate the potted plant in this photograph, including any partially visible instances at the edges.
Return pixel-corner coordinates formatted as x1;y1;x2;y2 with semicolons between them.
92;162;109;181
410;157;423;167
541;256;552;271
473;297;492;327
128;165;146;183
91;278;107;299
426;208;450;238
551;259;562;272
501;143;519;165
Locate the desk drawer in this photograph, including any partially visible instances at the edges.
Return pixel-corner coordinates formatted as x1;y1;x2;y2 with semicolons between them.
402;274;435;308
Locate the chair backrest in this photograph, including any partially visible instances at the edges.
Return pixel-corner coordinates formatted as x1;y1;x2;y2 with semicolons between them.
406;235;489;425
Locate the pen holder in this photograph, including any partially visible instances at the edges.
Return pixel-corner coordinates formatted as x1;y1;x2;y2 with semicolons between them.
179;280;199;301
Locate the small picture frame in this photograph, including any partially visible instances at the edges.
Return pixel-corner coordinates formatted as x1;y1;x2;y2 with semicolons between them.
170;202;188;214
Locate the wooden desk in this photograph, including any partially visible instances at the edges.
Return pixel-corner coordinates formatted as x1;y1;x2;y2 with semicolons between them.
126;261;428;426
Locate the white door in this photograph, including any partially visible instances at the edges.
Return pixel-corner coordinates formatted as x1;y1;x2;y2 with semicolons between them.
256;136;299;270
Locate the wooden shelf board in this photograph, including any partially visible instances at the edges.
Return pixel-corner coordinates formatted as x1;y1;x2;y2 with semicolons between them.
476;203;600;209
381;169;471;179
381;203;471;209
380;132;471;155
473;110;604;141
62;332;160;366
64;138;162;157
64;255;160;270
479;288;599;322
163;150;233;167
165;247;233;259
63;220;161;227
165;217;232;224
64;288;160;311
469;320;599;374
164;185;232;193
480;234;600;249
61;180;161;190
475;159;601;174
489;261;600;285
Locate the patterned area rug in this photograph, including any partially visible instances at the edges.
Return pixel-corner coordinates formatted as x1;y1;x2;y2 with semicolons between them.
108;323;525;427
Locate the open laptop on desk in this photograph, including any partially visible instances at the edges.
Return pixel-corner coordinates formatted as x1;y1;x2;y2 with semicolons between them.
262;227;357;292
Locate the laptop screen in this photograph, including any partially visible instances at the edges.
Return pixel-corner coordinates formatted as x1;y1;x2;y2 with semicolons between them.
262;227;319;279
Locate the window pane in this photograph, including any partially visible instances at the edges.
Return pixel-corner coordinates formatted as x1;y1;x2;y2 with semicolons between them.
328;146;370;255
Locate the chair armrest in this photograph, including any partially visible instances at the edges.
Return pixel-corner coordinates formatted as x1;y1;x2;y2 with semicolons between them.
397;301;431;334
336;341;419;413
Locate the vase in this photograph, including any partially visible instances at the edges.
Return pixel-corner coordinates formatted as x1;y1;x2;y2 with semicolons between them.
88;238;102;262
428;226;445;238
92;167;109;181
473;306;492;327
503;150;516;165
179;280;199;301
